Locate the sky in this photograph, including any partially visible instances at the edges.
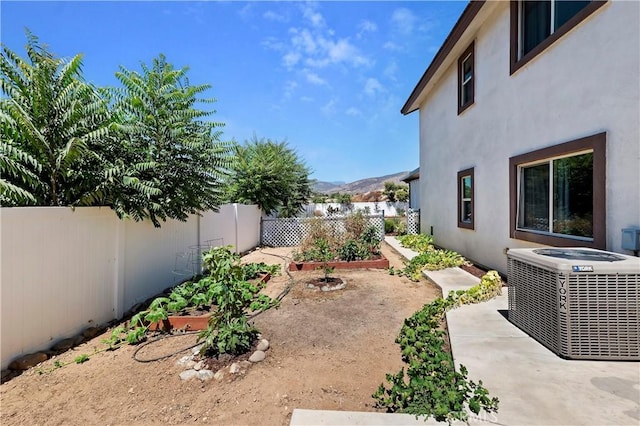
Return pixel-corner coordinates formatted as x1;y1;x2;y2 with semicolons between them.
1;0;467;183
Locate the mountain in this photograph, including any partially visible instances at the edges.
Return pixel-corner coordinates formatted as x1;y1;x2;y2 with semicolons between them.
313;171;409;195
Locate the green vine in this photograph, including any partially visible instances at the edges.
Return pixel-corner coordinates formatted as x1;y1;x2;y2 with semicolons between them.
373;271;502;423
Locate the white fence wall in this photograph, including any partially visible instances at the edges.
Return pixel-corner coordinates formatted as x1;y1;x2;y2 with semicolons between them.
0;204;260;369
304;201;408;217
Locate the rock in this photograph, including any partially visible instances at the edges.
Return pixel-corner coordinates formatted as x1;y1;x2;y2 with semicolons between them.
197;370;214;381
51;338;76;352
176;355;195;368
8;353;49;370
193;361;204;371
256;339;269;351
239;361;252;369
214;370;225;381
229;363;241;374
82;327;101;339
249;350;266;363
179;369;198;381
191;345;204;355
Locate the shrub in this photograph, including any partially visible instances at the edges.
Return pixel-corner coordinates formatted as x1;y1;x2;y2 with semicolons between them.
373;271;501;422
385;219;396;234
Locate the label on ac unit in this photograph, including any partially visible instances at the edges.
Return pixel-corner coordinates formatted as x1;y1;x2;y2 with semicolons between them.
572;265;594;272
558;275;567;313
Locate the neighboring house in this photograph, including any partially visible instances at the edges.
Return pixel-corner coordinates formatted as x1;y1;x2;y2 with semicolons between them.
402;167;420;211
402;0;639;274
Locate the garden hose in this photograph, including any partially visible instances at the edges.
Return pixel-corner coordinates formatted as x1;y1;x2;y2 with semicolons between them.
132;248;296;363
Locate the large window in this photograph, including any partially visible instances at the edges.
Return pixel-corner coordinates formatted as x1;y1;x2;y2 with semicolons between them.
458;168;474;229
458;42;475;114
510;1;607;74
509;133;606;248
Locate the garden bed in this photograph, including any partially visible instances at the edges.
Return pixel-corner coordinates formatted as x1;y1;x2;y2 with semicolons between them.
148;273;271;332
289;256;389;271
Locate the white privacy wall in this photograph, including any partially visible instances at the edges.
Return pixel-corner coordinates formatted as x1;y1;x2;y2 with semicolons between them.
0;204;261;369
417;1;639;273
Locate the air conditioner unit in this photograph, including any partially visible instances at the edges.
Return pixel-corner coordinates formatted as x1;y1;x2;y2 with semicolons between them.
507;247;640;360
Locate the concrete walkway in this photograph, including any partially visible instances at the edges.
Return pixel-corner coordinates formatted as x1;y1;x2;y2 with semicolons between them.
291;237;640;425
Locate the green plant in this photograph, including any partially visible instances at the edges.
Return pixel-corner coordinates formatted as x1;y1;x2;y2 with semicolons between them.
225;136;312;217
373;272;501;422
197;250;278;356
74;354;90;364
403;249;467;281
385;218;396;234
119;246;279;345
397;234;434;253
110;54;233;226
338;239;361;262
1;30;112;207
396;220;407;236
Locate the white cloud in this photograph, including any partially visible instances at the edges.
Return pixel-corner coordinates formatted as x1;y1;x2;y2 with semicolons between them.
357;20;378;38
321;98;337;115
391;8;417;35
305;71;327;86
290;28;318;55
346;107;362;117
283;51;301;68
364;78;384;96
301;3;326;28
300;96;314;102
383;41;402;51
384;61;399;81
284;80;299;99
263;10;287;23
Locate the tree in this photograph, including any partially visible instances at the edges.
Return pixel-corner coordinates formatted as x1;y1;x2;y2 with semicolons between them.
109;54;233;226
0;31;111;206
383;181;409;203
226;137;312;217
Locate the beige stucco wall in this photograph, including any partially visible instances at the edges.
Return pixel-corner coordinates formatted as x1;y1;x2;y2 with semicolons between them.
417;1;640;274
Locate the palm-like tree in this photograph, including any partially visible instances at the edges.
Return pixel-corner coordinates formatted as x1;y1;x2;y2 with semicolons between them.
110;54;232;226
0;31;110;206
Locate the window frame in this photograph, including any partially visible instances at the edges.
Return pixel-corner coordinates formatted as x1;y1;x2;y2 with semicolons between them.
509;132;606;248
457;41;475;115
510;0;607;75
457;167;475;229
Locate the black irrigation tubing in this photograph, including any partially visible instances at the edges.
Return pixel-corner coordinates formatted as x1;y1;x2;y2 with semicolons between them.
132;331;201;363
132;247;297;363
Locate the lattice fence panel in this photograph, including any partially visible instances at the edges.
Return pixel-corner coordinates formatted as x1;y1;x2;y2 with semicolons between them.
261;215;384;247
407;209;420;235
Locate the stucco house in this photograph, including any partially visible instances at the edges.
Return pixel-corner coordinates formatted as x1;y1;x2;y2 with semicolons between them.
401;167;420;210
403;0;639;274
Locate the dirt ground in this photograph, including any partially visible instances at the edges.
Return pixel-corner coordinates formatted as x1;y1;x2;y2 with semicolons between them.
0;242;441;425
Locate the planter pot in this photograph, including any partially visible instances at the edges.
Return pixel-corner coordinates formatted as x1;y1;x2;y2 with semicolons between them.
149;273;271;332
288;256;389;271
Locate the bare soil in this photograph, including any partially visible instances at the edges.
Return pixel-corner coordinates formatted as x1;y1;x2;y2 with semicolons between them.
0;242;440;425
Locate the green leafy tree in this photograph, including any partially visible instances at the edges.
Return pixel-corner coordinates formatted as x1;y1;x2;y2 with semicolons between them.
226;136;312;217
0;31;111;206
109;54;233;226
383;181;409;203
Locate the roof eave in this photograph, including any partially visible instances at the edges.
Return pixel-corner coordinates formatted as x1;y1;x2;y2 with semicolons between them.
401;0;486;115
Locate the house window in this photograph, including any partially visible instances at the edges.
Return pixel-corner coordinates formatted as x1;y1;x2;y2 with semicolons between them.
509;132;606;248
458;42;474;114
458;168;474;229
510;1;607;74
